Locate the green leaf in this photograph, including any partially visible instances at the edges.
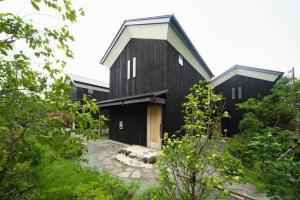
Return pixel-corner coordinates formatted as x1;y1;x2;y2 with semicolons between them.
31;0;40;11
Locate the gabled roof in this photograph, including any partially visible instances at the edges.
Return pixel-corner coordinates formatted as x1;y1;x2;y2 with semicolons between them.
210;65;283;88
67;74;109;89
100;15;213;80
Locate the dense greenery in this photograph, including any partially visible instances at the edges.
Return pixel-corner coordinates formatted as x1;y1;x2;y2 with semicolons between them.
228;77;300;199
34;147;138;200
0;0;107;198
154;82;243;200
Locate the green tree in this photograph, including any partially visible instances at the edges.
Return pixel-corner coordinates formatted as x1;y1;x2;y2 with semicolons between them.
228;77;300;199
0;1;99;198
157;82;243;200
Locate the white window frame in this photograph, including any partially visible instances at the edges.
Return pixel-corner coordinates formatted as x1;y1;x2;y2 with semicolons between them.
88;89;93;95
178;54;183;66
238;86;242;99
132;57;136;78
127;59;130;80
231;87;235;100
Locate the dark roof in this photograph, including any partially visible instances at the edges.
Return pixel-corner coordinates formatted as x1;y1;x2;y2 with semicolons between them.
210;64;284;84
100;14;213;77
97;90;169;108
68;74;109;89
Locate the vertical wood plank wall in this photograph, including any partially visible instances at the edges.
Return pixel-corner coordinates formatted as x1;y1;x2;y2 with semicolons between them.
108;38;206;145
214;75;275;135
163;42;204;135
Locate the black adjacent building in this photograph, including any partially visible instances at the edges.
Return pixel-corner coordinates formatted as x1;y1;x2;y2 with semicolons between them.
210;65;283;136
98;15;214;149
68;74;109;106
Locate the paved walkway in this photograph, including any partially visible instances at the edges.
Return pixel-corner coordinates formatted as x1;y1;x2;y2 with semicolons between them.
83;139;270;199
83;139;159;185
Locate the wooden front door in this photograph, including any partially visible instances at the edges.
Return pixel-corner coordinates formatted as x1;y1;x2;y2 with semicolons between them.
147;104;162;150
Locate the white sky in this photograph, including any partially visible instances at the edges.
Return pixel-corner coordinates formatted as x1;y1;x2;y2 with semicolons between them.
2;0;300;84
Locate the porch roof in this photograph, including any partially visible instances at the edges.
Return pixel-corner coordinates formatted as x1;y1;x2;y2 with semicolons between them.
96;90;169;108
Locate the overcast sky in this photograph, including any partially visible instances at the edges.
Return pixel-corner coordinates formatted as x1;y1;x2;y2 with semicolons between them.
2;0;300;83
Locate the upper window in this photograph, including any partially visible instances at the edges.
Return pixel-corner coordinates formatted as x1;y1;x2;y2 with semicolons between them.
178;54;183;66
88;89;93;95
231;87;235;100
132;57;136;78
238;86;242;99
127;59;130;80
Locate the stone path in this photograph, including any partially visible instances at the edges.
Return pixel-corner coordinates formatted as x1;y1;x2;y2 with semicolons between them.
83;139;270;199
83;139;158;186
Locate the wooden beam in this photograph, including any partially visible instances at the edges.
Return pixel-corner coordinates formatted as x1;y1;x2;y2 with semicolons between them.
99;97;165;108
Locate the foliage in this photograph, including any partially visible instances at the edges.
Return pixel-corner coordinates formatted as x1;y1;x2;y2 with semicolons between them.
156;81;243;200
228;77;300;199
34;150;139;200
0;0;103;198
133;184;166;200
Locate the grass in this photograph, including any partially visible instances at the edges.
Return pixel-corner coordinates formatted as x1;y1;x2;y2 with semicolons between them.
33;147;139;199
241;167;267;191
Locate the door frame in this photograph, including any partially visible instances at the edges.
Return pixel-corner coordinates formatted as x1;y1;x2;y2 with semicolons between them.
147;104;162;150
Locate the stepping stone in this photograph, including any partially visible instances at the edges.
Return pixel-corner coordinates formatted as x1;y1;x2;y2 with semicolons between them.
104;164;114;170
131;170;141;179
136;155;143;161
142;172;153;179
125;168;134;172
129;153;137;158
142;157;148;163
117;171;131;178
114;162;122;168
142;168;153;173
112;168;123;174
148;156;156;164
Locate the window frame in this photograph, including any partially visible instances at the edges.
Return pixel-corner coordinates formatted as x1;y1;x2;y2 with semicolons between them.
178;54;184;66
132;57;136;78
238;86;242;99
231;87;236;100
127;59;130;80
88;88;93;95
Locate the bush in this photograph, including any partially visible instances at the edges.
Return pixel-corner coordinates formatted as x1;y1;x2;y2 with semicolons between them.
229;77;300;199
33;151;139;200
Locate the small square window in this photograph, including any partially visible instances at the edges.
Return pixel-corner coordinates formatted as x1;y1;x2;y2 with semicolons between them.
178;54;183;66
88;89;93;95
238;86;242;99
231;87;235;100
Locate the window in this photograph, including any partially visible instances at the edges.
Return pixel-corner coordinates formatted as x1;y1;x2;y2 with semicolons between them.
127;59;130;79
231;87;235;100
88;89;93;95
178;54;183;66
238;86;242;99
119;121;123;130
132;57;136;78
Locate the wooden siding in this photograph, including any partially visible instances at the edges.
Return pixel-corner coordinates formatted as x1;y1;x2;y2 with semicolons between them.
108;38;205;145
109;39;167;99
214;75;275;136
163;42;204;134
109;104;147;146
75;87;109;104
70;85;109;116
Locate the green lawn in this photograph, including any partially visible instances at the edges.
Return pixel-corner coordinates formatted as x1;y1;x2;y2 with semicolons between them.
33;148;138;200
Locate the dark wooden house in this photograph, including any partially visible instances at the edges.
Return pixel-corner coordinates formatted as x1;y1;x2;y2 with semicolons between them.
68;74;109;105
210;65;283;136
98;15;214;149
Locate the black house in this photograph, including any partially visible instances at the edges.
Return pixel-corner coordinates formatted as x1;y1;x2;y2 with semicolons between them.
210;65;283;136
98;15;214;149
68;74;109;105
